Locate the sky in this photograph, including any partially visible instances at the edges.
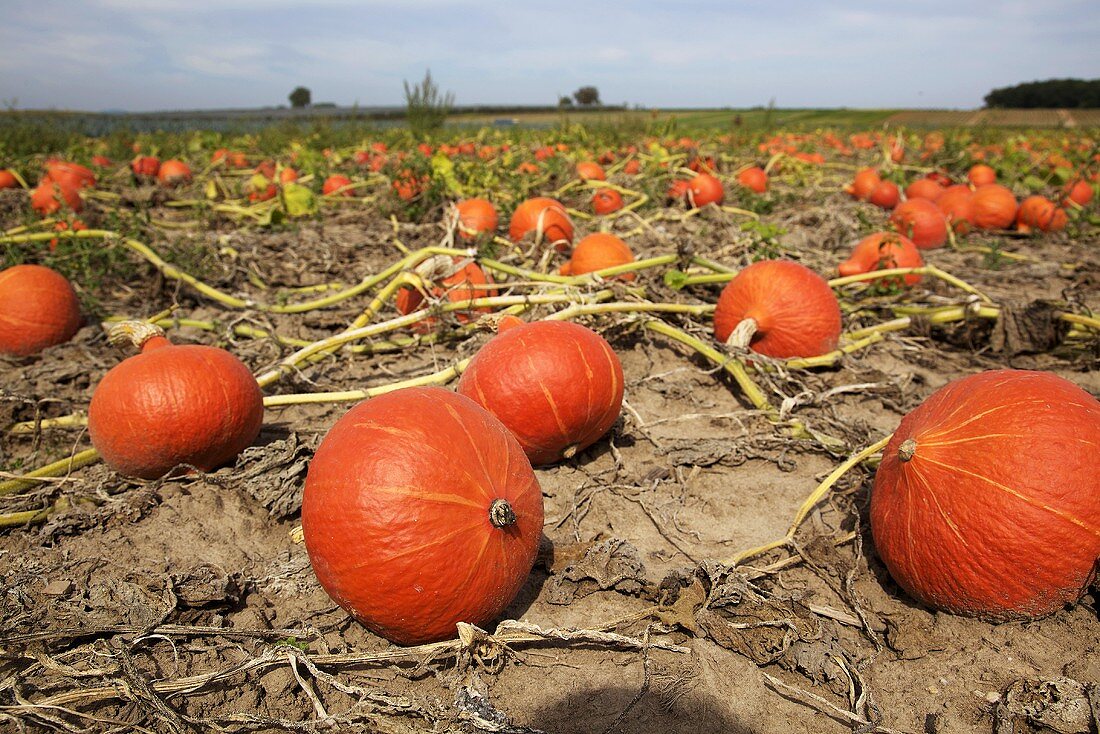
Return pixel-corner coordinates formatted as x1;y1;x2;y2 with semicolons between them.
1;0;1098;112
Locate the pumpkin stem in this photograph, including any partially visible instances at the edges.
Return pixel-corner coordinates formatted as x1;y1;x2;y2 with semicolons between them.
105;321;166;351
488;498;517;528
724;317;759;349
898;438;918;462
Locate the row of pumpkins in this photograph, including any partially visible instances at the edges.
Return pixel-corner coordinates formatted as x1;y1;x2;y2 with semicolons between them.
3;234;1098;644
846;163;1094;247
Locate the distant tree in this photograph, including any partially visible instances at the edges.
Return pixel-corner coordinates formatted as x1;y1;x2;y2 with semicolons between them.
984;78;1100;108
573;86;601;106
289;86;311;108
404;69;454;136
558;95;574;108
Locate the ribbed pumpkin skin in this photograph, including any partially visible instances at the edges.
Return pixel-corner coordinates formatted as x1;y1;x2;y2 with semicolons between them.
508;197;573;249
890;199;947;249
837;233;923;285
871;370;1100;620
302;387;543;644
88;337;263;479
0;265;82;356
457;321;624;465
713;260;842;359
970;184;1018;230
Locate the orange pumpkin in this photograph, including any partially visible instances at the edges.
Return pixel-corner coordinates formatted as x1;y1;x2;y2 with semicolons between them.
967;163;996;187
457;320;623;465
737;166;768;193
592;188;624;215
454;198;499;239
845;168;880;200
508;197;574;249
713;260;841;359
131;156;161;179
687;173;724;208
302;387;543;644
157;160;192;186
322;175;354;197
0;170;18;189
1016;195;1067;233
904;178;944;202
0;265;82;356
623;159;641;175
871;370;1100;620
45;161;96;190
559;233;635;280
88;322;264;479
970;184;1018;230
576;161;606;181
395;256;497;332
936;185;975;234
31;178;83;215
837;232;923;285
868;180;900;209
1063;179;1093;207
890;199;947;249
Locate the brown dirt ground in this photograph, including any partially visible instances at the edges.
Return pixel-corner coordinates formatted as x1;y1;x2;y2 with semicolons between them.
1;176;1098;734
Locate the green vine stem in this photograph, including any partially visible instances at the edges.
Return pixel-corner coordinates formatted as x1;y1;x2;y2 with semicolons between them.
0;229;475;315
0;449;100;497
728;435;891;566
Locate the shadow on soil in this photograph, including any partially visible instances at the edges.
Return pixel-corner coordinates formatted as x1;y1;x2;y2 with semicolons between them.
527;685;758;734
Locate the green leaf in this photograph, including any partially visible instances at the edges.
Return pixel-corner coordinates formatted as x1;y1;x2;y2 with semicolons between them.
431;153;464;196
663;269;690;290
281;183;318;217
1022;175;1046;192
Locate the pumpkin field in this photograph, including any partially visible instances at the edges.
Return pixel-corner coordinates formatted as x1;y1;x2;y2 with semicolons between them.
1;120;1098;733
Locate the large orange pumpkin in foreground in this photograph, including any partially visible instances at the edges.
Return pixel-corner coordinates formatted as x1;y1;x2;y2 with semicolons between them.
302;387;544;644
713;260;842;359
0;265;82;356
88;322;263;479
508;197;574;249
871;370;1100;620
457;319;624;465
837;232;923;286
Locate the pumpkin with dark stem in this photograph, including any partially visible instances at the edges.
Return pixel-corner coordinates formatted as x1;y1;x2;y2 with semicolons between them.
0;265;82;356
870;370;1100;620
713;260;842;359
457;319;624;465
88;322;264;479
302;386;544;644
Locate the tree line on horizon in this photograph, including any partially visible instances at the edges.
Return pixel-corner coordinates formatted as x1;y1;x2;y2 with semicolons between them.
984;78;1100;108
